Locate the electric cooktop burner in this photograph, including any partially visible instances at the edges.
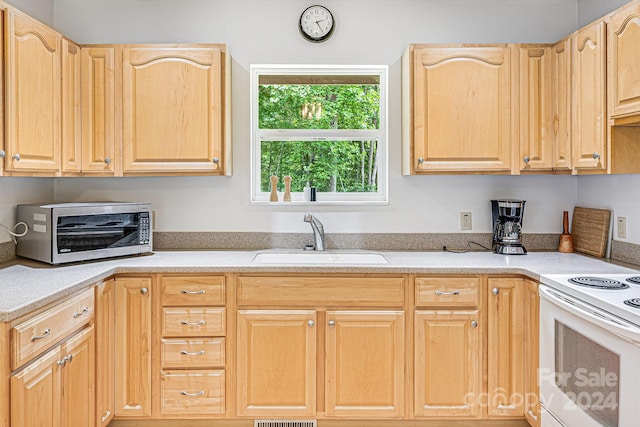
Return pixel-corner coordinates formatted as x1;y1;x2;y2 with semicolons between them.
626;277;640;285
568;276;630;289
624;298;640;309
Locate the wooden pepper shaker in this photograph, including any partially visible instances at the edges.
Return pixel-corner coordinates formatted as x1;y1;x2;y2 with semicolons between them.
558;210;574;253
270;175;279;202
283;176;292;202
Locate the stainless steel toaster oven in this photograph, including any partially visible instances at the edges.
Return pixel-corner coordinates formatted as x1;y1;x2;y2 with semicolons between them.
16;202;152;264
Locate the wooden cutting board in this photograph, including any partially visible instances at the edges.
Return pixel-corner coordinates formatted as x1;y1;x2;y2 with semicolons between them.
571;206;612;258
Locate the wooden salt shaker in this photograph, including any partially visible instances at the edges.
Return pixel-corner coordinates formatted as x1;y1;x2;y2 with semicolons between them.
283;176;292;202
270;175;279;202
558;210;574;253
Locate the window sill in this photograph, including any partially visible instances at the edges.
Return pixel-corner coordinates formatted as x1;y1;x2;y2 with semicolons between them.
251;200;389;206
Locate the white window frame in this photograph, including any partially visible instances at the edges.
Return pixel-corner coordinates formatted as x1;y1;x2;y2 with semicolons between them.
250;64;388;205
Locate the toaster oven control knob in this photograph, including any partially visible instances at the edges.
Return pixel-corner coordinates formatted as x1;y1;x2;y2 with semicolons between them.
104;157;111;165
593;152;601;160
0;149;5;158
140;287;148;296
492;287;499;296
12;153;20;161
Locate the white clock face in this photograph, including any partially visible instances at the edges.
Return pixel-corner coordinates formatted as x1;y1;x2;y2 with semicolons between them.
299;5;335;42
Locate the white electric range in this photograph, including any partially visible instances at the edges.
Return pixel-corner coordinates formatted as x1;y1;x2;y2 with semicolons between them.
538;273;640;427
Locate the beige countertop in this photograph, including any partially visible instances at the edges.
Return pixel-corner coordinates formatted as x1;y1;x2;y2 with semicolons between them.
1;249;638;322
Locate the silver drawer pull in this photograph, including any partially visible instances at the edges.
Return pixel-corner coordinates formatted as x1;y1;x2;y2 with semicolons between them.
181;289;206;295
101;410;112;423
180;390;205;397
435;290;460;296
497;404;517;410
31;328;51;342
180;350;206;356
181;320;206;326
73;307;89;318
57;356;68;367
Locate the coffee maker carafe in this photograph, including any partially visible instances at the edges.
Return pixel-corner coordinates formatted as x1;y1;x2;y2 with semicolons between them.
491;200;527;255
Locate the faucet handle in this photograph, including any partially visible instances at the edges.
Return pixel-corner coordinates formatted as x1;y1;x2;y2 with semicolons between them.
303;240;315;251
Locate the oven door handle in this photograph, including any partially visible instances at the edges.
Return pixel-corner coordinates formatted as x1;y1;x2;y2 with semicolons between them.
540;285;640;345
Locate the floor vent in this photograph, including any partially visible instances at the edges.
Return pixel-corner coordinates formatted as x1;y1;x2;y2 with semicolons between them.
254;420;317;427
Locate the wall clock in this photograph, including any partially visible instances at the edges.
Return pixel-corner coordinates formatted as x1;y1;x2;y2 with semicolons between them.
299;5;335;43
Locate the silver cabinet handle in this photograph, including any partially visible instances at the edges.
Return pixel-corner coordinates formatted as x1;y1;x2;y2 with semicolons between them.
181;289;206;295
31;328;51;342
73;307;89;318
0;149;5;158
435;290;460;296
593;152;601;160
328;320;336;327
12;153;20;161
417;157;424;165
104;157;111;165
57;356;68;367
180;350;206;356
471;320;478;328
101;410;112;423
212;157;220;164
180;390;205;397
523;156;530;164
308;320;315;327
181;320;206;326
67;354;73;364
497;404;517;410
492;287;499;296
140;287;148;295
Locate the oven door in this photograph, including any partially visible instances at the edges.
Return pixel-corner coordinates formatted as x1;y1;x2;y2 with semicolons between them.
539;285;640;427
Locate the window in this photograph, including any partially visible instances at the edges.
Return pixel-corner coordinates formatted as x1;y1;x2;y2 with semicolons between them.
251;65;388;204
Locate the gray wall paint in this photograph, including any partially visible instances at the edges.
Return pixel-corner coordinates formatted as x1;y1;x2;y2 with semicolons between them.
6;0;53;26
578;0;629;26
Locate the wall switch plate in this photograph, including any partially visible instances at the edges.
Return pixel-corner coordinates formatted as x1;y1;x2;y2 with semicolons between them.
617;217;627;239
460;212;472;231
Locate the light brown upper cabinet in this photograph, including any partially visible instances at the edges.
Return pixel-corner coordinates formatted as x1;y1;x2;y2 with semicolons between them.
550;38;573;172
518;45;554;173
4;7;61;175
608;1;640;119
121;44;230;175
81;46;117;175
61;38;82;174
403;44;515;174
572;21;608;173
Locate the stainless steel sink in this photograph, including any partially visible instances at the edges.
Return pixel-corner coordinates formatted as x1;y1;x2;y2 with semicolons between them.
251;251;389;265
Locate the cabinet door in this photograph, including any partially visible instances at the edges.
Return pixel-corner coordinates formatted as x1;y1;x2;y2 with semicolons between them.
115;277;152;417
608;2;640;118
325;311;404;418
61;39;82;174
572;21;607;173
524;280;540;426
410;45;513;173
519;46;553;172
551;38;572;171
236;310;316;417
95;280;115;427
11;347;62;427
414;310;481;418
487;278;524;417
122;44;225;174
81;46;116;174
62;326;95;427
4;8;61;173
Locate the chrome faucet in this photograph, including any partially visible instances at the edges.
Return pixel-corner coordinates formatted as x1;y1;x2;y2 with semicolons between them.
303;213;325;251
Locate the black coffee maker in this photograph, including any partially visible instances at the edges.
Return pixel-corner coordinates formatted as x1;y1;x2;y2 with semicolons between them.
491;200;527;255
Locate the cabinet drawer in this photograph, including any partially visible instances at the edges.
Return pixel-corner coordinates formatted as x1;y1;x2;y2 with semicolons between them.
415;277;480;307
11;288;94;370
237;276;405;306
161;276;225;306
161;338;225;368
162;308;226;337
160;370;225;415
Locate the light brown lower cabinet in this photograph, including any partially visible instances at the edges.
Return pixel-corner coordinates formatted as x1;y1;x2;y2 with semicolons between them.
11;326;95;427
524;279;540;426
95;279;115;426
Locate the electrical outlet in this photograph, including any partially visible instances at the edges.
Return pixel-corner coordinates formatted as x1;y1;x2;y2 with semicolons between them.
618;217;627;239
460;212;472;231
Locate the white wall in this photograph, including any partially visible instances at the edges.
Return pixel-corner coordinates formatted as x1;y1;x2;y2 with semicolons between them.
6;0;633;243
0;179;54;243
